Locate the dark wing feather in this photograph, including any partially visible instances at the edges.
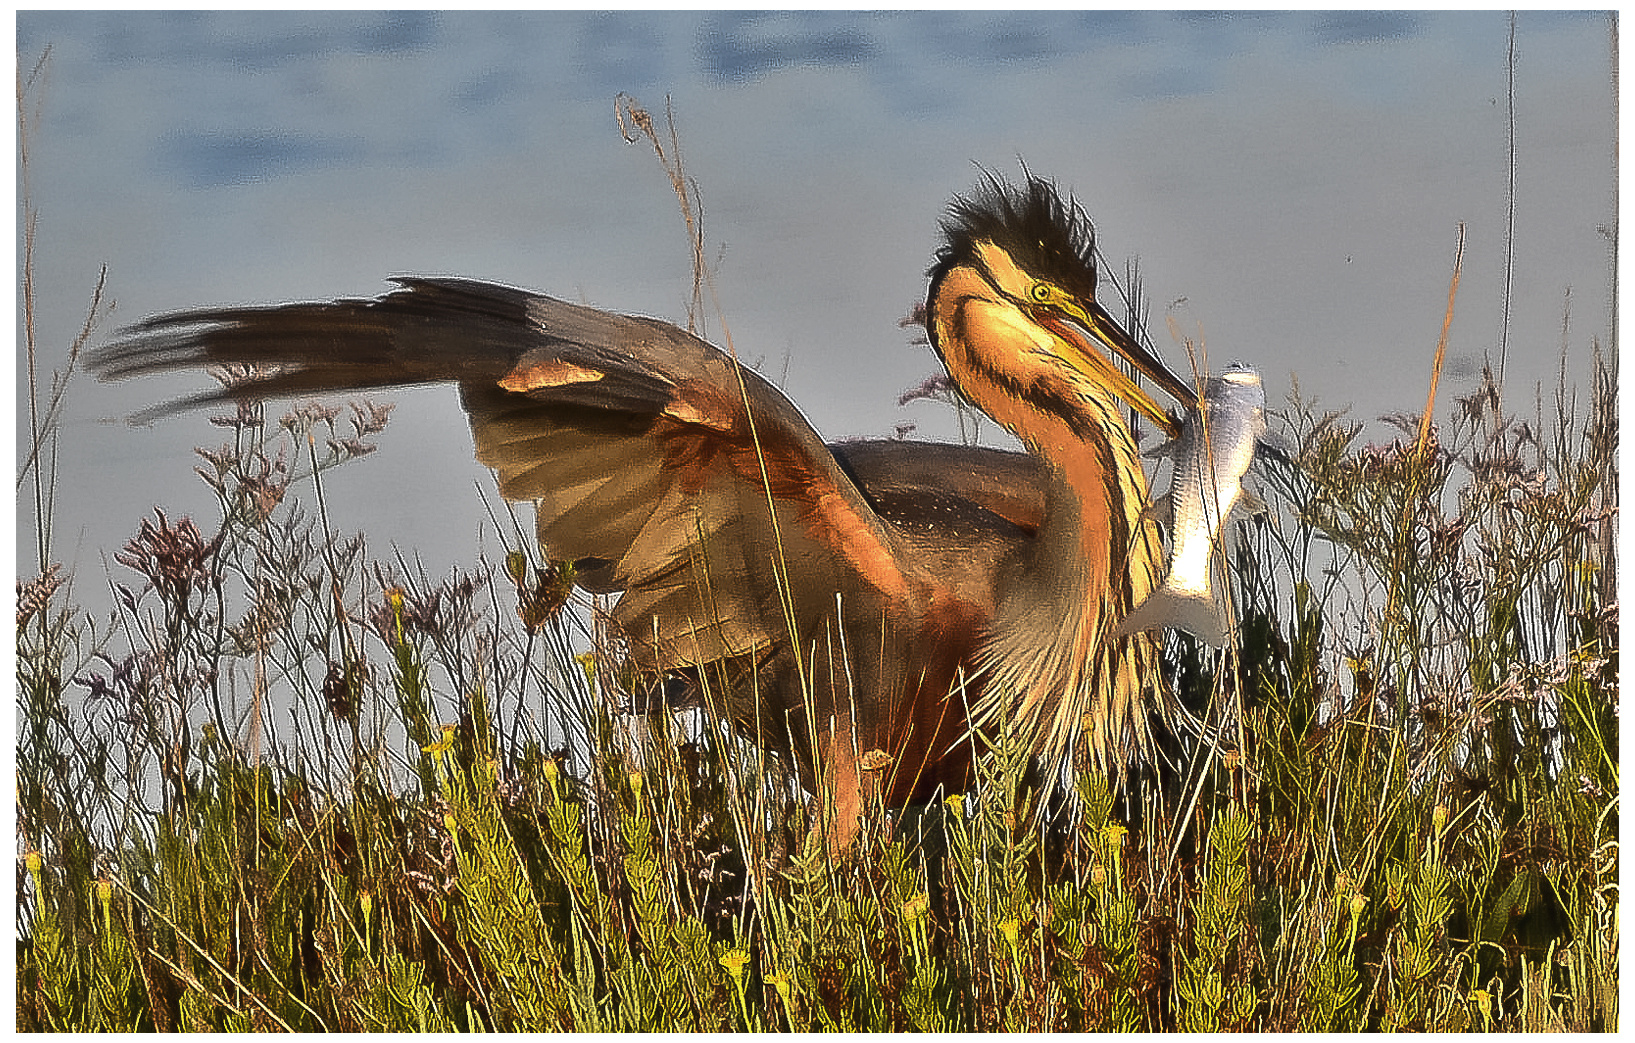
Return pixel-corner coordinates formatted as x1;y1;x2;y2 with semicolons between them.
92;277;920;671
830;440;1045;535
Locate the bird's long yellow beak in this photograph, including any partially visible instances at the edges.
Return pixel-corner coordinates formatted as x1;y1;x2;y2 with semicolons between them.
1035;298;1195;440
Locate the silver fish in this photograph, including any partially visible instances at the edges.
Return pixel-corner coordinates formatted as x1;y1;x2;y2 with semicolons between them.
1118;363;1268;647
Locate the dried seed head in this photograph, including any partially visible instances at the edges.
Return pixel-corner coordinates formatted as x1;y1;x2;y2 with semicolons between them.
859;749;893;772
16;564;64;628
115;509;220;606
349;399;394;438
322;660;367;721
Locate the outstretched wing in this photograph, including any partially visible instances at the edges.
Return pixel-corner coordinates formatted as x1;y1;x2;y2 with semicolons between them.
92;277;919;670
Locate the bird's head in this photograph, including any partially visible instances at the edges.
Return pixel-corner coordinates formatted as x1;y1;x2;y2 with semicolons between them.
927;172;1193;441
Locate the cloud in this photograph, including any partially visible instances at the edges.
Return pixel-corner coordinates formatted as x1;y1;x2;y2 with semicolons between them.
160;129;365;188
1309;11;1422;46
20;10;437;70
696;12;875;84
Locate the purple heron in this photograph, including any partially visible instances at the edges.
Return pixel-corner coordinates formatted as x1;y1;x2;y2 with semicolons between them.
92;173;1196;851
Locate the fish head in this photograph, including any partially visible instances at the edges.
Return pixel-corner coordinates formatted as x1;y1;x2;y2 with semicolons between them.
1209;362;1264;401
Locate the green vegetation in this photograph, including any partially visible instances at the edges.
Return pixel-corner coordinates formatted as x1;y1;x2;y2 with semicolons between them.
17;85;1616;1032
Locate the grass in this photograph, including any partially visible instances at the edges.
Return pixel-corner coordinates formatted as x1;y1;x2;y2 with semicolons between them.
16;88;1618;1031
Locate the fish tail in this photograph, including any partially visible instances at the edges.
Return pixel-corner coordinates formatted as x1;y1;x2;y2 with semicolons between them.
1116;583;1232;648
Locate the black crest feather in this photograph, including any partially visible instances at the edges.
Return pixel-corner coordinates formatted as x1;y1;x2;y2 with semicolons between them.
934;170;1100;303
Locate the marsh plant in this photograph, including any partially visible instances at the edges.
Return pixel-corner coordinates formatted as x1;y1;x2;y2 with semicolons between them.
16;305;1619;1034
16;88;1616;1033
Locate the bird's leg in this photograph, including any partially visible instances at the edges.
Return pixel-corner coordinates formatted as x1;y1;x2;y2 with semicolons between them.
810;716;866;857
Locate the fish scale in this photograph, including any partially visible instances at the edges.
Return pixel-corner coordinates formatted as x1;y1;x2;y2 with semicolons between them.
1117;363;1267;647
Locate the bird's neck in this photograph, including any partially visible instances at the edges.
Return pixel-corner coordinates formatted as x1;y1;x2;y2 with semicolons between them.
1012;393;1158;631
926;268;1172;769
966;374;1169;774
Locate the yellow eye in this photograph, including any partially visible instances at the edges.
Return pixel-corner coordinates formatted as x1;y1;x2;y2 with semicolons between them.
1030;283;1053;304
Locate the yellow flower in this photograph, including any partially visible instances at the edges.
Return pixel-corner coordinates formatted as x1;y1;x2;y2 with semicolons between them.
1101;823;1129;879
901;892;929;923
1471;988;1493;1025
944;793;964;819
422;722;458;755
999;918;1021;946
1335;871;1356;912
96;877;114;932
504;550;529;586
765;972;793;1003
718;948;751;981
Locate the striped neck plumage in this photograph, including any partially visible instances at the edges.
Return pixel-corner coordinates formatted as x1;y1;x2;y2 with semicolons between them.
927;260;1175;781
